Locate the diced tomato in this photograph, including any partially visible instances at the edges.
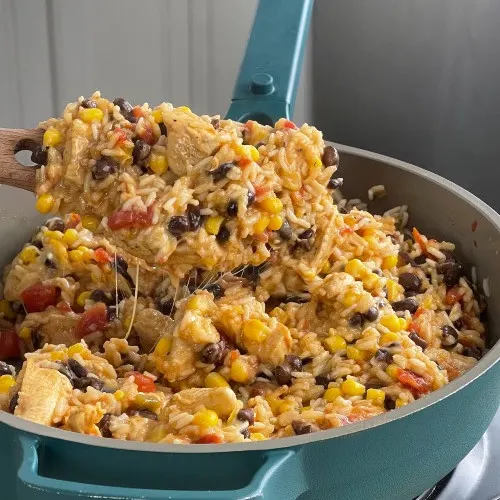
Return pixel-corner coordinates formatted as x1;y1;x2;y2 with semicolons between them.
340;227;353;235
446;288;464;305
253;184;270;198
283;120;298;130
412;227;428;254
21;283;58;313
229;350;239;363
108;205;155;231
65;213;81;230
126;371;156;393
408;321;420;333
413;308;425;318
114;128;128;145
196;434;223;444
0;329;21;360
397;369;431;396
239;157;253;169
137;124;155;145
132;107;144;119
94;248;112;264
75;302;108;339
56;301;72;313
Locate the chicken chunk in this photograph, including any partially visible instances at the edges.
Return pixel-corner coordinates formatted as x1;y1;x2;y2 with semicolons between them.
133;308;174;352
170;387;237;419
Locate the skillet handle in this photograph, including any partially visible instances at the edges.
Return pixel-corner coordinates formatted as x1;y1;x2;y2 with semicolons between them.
17;435;307;500
225;0;314;124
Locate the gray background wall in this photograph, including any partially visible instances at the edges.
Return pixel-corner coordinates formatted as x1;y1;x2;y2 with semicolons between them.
1;0;499;210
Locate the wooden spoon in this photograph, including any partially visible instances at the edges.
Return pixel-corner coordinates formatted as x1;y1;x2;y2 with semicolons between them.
0;128;44;192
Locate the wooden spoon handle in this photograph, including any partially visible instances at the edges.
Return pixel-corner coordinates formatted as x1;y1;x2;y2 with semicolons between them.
0;128;44;192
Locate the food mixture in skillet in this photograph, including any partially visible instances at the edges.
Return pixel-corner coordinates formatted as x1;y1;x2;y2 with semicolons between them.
0;92;486;444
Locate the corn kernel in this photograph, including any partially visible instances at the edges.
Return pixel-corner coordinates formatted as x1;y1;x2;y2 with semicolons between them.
362;273;380;290
311;155;322;170
363;235;378;247
366;388;386;405
43;128;62;147
380;332;400;345
154;337;172;357
380;314;403;333
362;228;376;237
177;106;191;113
260;197;283;214
44;230;63;241
422;295;433;309
243;319;270;343
395;398;407;408
382;255;398;270
269;307;287;323
342;288;361;307
344;215;357;226
134;393;161;412
114;390;125;401
250;432;266;441
50;351;65;361
79;107;104;123
398;318;408;330
321;262;331;274
324;335;347;353
193;409;219;427
386;364;401;378
230;358;250;383
248;145;260;162
278;401;296;414
152;109;163;123
346;346;368;362
36;193;55;214
386;280;403;302
265;395;282;414
0;299;15;320
185;295;210;313
253;215;270;234
341;379;366;396
76;291;91;307
267;215;283;231
69;250;84;263
344;259;366;279
77;246;94;262
205;215;224;235
62;229;79;246
148;424;169;443
68;343;86;356
149;153;168;175
19;246;39;265
205;372;230;388
19;327;31;341
81;215;101;232
50;239;68;262
0;375;15;393
301;406;311;412
324;387;343;402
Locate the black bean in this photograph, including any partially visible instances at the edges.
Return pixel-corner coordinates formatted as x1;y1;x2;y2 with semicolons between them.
453;318;464;330
404;290;418;298
284;294;310;304
113;97;133;115
285;355;302;372
67;358;88;378
158;122;167;136
216;225;231;243
239;265;264;284
463;346;482;360
110;289;128;303
0;361;12;376
372;269;383;277
46;217;65;232
226;200;238;217
409;331;428;350
364;306;379;322
98;413;113;438
322;145;339;167
247;189;256;206
92;157;118;180
414;255;427;265
156;297;175;316
73;376;104;392
277;219;293;241
441;325;459;347
327;177;343;189
90;289;109;304
237;408;255;425
31;238;43;249
211;118;220;130
114;255;128;273
128;409;158;420
31;146;48;165
398;273;422;293
350;312;365;327
209;162;234;182
392;297;418;314
107;305;117;321
298;228;314;240
292;420;318;435
200;343;224;365
79;98;98;109
205;283;223;299
315;375;330;388
185;204;201;232
384;398;396;410
44;258;56;269
365;382;383;390
301;357;313;365
57;363;75;384
8;393;19;413
31;331;42;350
241;428;250;439
437;260;463;288
375;349;393;363
398;252;412;265
168;215;191;237
132;139;151;164
275;365;292;386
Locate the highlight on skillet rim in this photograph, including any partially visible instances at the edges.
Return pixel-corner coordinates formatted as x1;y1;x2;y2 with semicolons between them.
0;94;495;447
